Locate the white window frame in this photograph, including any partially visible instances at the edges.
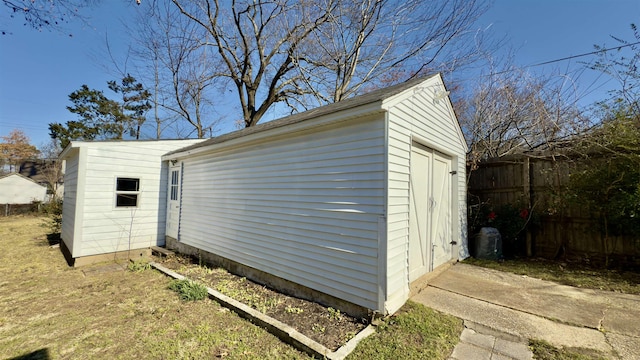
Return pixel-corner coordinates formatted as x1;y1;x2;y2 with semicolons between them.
115;177;141;208
170;170;179;201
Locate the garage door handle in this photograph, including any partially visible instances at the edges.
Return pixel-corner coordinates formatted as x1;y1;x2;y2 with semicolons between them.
450;241;457;245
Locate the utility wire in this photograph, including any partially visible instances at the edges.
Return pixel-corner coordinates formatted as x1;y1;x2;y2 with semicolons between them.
526;41;640;68
472;41;640;80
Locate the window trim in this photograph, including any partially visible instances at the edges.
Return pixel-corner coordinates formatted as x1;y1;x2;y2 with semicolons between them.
170;170;179;201
115;177;141;208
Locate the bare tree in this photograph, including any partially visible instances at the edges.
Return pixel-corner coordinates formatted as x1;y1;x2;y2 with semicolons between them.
591;23;640;116
1;0;94;35
38;139;64;199
166;0;489;127
455;56;587;172
128;0;488;130
298;0;488;105
127;0;220;138
170;0;338;128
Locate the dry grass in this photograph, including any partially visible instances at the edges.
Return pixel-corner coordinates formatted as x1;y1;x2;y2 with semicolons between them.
0;215;467;360
529;339;609;360
465;257;640;295
0;216;308;359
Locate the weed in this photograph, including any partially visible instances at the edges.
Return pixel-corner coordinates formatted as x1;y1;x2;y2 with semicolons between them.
258;297;282;313
312;324;326;333
215;279;282;313
343;331;356;342
327;307;342;321
168;279;208;301
128;259;151;273
184;265;216;277
285;306;304;314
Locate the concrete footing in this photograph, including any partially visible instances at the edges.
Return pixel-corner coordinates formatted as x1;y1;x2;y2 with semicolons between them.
165;236;370;319
60;239;151;267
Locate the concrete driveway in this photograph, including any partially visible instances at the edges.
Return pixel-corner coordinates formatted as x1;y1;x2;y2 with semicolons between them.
412;263;640;359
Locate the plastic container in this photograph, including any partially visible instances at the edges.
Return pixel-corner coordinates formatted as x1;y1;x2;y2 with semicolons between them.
474;227;503;260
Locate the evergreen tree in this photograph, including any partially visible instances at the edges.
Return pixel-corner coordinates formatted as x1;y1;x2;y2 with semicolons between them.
49;75;151;148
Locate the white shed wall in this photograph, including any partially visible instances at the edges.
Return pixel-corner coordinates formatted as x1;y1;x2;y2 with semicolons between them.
384;76;467;313
0;174;47;204
61;150;80;254
63;140;202;258
178;116;386;310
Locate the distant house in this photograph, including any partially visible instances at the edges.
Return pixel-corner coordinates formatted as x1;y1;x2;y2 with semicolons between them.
59;74;468;315
19;160;64;199
0;173;48;204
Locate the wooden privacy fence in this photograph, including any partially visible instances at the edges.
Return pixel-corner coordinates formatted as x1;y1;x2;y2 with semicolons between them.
468;155;639;265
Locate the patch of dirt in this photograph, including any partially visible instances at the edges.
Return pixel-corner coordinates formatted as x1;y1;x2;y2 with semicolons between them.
158;253;368;351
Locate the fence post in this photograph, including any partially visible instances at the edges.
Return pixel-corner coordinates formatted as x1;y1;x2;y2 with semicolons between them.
523;157;533;256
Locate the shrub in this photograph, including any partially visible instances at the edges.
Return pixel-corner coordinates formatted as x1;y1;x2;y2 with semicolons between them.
41;197;63;233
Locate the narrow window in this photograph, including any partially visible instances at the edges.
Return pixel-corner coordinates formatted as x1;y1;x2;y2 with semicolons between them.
170;170;179;201
116;177;140;207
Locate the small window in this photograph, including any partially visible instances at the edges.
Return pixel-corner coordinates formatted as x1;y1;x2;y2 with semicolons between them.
170;170;179;201
116;177;140;207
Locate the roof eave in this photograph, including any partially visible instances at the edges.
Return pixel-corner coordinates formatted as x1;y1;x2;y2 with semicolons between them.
164;101;385;160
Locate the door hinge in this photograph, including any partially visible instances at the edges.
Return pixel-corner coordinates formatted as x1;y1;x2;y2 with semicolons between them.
450;240;457;245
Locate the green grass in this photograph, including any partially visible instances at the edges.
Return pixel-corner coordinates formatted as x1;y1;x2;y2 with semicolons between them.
529;339;609;360
465;258;640;295
347;301;463;360
168;279;209;301
127;259;152;272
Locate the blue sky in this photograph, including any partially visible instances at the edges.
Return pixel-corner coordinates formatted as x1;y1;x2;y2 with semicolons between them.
0;0;639;148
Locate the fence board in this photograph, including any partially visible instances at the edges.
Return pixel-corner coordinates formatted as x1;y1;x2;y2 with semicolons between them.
469;155;639;265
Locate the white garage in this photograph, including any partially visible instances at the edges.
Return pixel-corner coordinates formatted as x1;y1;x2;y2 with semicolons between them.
162;74;468;315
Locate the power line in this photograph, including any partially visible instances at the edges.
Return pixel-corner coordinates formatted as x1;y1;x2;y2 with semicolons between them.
527;41;640;68
468;41;640;81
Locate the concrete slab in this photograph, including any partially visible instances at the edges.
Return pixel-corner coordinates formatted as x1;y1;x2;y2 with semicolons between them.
606;332;640;360
461;328;495;349
412;262;640;359
450;342;492;360
452;324;534;360
493;338;532;360
601;293;640;336
429;264;608;329
491;353;514;360
464;321;522;343
413;287;614;354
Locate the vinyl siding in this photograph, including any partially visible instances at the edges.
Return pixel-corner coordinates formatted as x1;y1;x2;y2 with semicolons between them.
384;75;467;313
0;174;47;204
66;140;202;258
178;116;386;310
61;150;79;253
